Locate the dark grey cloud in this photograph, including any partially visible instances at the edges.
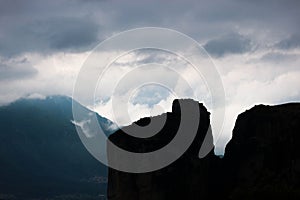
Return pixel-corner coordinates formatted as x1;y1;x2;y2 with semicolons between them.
276;34;300;50
0;0;108;57
0;17;100;56
204;33;252;57
114;49;182;68
0;0;299;57
260;52;299;63
46;18;100;50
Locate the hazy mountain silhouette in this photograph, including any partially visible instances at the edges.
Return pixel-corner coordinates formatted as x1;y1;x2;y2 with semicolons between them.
107;100;300;200
0;96;114;199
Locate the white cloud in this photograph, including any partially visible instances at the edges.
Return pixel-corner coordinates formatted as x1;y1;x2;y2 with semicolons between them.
71;119;94;138
1;43;299;155
211;48;300;154
25;93;46;100
93;94;175;127
0;51;88;104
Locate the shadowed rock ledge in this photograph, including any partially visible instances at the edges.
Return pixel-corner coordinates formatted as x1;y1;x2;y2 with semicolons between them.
107;100;300;200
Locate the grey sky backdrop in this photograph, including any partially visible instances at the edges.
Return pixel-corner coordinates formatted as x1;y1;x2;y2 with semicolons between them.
0;0;300;153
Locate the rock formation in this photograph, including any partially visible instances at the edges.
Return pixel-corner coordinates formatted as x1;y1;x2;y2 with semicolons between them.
223;103;300;199
108;100;300;199
107;99;220;200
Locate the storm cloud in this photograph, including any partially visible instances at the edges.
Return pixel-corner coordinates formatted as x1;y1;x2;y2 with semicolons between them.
204;33;252;57
0;0;299;56
276;34;300;50
0;16;101;56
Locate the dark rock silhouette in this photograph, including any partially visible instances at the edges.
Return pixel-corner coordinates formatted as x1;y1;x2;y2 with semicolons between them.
107;100;300;199
223;103;300;199
107;99;220;200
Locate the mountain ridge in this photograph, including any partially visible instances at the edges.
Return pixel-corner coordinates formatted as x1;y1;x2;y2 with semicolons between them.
0;95;115;199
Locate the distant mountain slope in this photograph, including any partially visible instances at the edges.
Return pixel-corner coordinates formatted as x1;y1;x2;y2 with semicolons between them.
0;95;115;199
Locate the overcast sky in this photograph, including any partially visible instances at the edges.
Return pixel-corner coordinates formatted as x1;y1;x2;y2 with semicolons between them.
0;0;300;154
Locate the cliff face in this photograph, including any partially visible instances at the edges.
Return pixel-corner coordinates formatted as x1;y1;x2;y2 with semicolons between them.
107;99;220;200
107;101;300;200
224;103;300;199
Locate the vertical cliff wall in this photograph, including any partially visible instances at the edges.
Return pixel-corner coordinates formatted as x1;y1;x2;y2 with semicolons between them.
224;103;300;199
107;99;219;199
107;101;300;199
